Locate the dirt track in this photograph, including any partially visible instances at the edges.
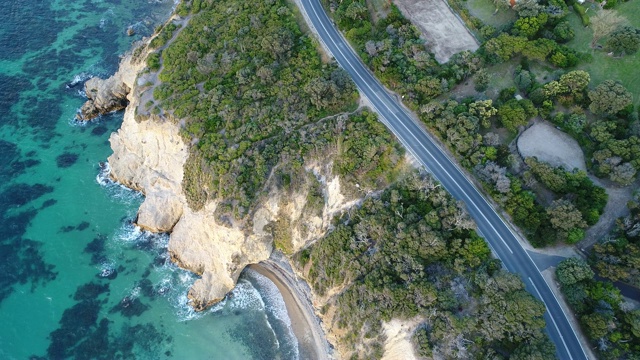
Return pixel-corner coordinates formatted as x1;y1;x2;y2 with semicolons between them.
393;0;479;63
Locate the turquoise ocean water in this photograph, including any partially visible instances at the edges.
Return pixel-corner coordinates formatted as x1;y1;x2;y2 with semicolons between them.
0;1;296;359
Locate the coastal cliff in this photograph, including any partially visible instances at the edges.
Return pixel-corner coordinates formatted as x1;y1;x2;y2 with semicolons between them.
89;47;359;311
81;1;404;357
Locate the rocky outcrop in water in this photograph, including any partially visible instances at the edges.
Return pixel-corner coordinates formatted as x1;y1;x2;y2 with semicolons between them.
77;75;131;121
78;76;130;120
77;49;147;121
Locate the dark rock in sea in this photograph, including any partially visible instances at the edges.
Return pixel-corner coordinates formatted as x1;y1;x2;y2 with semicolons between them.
77;221;90;231
59;225;75;233
1;183;54;207
69;318;110;358
141;269;151;278
13;159;40;172
153;254;167;267
127;27;135;36
110;296;149;318
91;125;108;136
56;152;79;168
65;81;80;89
46;299;102;359
84;234;106;265
137;278;156;299
97;267;117;280
73;282;110;301
156;286;169;296
0;205;57;305
41;199;57;209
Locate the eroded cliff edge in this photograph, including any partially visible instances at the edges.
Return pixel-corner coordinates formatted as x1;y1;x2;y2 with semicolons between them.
80;42;363;314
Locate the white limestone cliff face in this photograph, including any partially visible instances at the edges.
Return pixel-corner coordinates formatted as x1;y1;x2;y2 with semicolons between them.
101;44;356;311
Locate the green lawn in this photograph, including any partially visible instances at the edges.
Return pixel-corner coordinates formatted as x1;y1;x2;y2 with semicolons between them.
618;0;640;28
463;0;515;28
566;4;640;106
486;61;516;95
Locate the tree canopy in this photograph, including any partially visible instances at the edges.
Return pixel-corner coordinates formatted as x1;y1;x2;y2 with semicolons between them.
588;80;633;115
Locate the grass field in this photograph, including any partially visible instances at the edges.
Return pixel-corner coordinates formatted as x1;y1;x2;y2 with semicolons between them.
565;4;640;106
463;0;515;28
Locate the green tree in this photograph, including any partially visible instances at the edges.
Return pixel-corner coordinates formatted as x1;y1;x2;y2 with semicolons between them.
513;14;548;39
511;337;557;360
556;257;594;286
610;162;637;184
553;21;575;43
559;70;590;97
606;26;640;56
345;1;367;21
581;312;610;340
484;34;528;62
498;99;537;131
588;80;633;115
547;199;587;242
625;310;640;338
475;270;547;343
474;68;490;92
469;99;497;128
514;69;535;93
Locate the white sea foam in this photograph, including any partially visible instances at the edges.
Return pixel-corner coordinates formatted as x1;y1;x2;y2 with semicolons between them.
98;260;116;278
99;9;115;29
66;72;92;89
244;268;300;359
227;279;266;311
96;162;143;205
103;207;298;359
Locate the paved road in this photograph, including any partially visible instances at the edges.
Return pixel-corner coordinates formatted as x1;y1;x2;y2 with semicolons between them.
299;0;589;358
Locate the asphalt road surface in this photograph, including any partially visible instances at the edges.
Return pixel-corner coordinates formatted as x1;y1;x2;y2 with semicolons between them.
299;0;589;358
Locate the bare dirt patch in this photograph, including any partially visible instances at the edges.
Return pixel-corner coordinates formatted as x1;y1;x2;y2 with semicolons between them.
393;0;479;63
381;317;422;360
517;120;586;171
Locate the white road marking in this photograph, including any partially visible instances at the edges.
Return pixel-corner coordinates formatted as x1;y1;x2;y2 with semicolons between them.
529;277;573;360
304;1;589;358
308;0;513;254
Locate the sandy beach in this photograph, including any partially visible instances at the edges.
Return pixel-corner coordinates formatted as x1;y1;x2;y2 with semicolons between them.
249;257;330;360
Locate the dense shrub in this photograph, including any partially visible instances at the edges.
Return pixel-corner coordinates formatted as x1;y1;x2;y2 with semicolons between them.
306;173;553;358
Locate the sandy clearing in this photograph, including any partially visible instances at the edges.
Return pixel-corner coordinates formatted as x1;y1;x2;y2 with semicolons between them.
393;0;479;63
517;120;586;172
381;318;422;360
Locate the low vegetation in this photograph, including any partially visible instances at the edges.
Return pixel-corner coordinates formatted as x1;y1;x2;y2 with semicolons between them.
303;173;555;359
592;191;640;288
557;258;640;359
154;0;363;216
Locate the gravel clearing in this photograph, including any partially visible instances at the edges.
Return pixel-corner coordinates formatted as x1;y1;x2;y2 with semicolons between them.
393;0;479;63
517;121;586;171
